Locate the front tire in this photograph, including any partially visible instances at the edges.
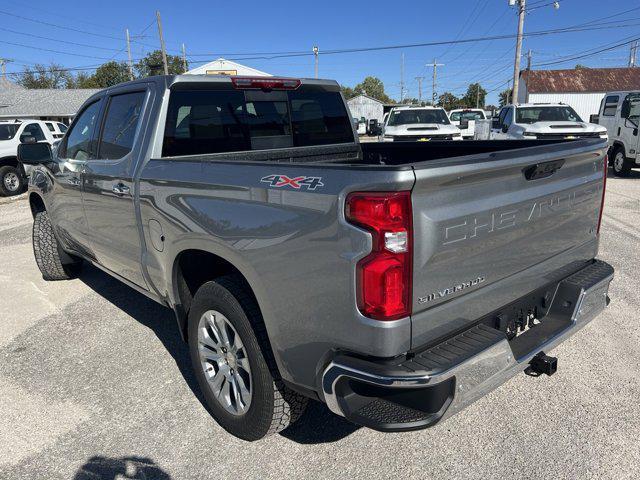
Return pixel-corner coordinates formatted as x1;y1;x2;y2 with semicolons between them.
0;165;25;196
612;147;632;177
32;210;81;280
188;276;308;441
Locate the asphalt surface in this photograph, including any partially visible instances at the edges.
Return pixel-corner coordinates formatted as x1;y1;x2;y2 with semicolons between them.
0;172;639;480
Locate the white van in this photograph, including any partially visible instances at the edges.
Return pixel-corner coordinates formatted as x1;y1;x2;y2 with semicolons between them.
381;106;462;141
594;91;640;176
449;108;487;139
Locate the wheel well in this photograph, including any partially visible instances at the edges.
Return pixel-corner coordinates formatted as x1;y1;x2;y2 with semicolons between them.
173;249;254;338
0;156;18;168
29;193;46;218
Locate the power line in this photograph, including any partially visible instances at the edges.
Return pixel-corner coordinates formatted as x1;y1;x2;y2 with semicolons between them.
534;36;640;67
0;26;126;52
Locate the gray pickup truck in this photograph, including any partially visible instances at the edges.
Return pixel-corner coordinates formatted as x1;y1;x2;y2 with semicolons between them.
18;75;613;441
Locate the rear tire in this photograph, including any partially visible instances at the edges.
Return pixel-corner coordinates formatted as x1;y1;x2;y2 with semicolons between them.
612;147;632;177
188;276;308;441
32;210;81;280
0;165;25;197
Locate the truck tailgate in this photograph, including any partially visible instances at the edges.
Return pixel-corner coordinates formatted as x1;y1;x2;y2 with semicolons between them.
410;140;606;338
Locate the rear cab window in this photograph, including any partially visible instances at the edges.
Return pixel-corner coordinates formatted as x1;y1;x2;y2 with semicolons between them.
162;83;353;157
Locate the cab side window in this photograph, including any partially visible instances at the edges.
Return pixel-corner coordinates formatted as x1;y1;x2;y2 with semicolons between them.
20;123;46;142
602;96;619;117
58;101;102;160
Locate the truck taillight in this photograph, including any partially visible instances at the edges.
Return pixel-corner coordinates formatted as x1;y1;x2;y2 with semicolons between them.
345;191;412;320
597;155;608;234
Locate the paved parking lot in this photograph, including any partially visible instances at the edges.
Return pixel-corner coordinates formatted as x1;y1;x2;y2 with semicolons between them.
1;171;639;480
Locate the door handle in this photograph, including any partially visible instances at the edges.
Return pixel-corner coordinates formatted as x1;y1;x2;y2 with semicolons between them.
69;177;81;186
112;183;130;196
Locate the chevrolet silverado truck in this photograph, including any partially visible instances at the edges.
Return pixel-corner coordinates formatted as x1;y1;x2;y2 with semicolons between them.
19;75;613;441
381;106;463;141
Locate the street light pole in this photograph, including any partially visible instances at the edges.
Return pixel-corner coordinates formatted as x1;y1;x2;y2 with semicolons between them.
511;0;526;105
313;46;319;79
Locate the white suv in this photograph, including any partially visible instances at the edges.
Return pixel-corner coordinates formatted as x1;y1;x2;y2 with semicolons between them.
0;120;58;196
381;106;462;142
491;103;607;141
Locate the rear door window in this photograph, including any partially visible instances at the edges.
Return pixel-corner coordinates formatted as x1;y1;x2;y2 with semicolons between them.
21;123;46;142
162;87;353;157
45;122;55;132
97;91;146;160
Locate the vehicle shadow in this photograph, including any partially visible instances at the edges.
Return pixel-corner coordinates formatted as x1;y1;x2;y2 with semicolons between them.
77;266;359;444
607;166;640;179
73;455;170;480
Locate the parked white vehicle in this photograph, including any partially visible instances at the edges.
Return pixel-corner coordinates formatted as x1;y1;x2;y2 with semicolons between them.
449;108;487;139
491;103;607;142
44;121;68;140
381;106;462;141
0;119;58;196
593;91;640;177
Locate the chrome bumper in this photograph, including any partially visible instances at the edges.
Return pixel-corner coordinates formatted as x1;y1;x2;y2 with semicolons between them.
322;260;614;430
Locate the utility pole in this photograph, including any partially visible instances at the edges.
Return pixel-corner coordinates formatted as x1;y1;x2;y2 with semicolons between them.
0;59;7;79
629;41;638;67
527;49;532;70
415;76;425;103
125;29;134;80
426;59;444;105
313;46;319;78
400;53;405;103
181;43;187;73
476;84;480;108
156;10;169;75
511;0;526;105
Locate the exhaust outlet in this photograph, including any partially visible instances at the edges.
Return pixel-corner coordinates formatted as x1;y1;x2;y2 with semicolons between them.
525;351;558;377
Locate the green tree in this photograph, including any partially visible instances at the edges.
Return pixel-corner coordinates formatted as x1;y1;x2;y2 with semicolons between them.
438;92;461;111
353;76;393;103
461;83;487;109
67;71;98;89
499;88;513;107
575;64;589;69
13;63;72;89
340;85;355;99
91;61;131;88
135;50;186;77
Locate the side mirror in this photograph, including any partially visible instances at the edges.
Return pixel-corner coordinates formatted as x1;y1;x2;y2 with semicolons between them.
459;119;469;129
501;124;509;133
18;142;53;165
589;114;599;124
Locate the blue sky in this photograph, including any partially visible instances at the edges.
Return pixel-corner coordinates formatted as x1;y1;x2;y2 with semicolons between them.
1;0;639;104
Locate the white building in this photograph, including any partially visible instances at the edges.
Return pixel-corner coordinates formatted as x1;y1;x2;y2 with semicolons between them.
186;58;271;77
518;67;640;121
347;94;400;123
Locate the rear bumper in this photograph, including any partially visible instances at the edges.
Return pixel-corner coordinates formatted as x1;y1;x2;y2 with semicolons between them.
321;260;614;432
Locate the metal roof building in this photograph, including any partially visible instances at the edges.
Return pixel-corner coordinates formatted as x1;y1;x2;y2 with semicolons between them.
346;95;401;123
0;82;99;123
186;58;272;76
518;68;640;121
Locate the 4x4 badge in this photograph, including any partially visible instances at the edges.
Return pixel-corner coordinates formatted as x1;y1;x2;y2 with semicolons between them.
261;174;324;191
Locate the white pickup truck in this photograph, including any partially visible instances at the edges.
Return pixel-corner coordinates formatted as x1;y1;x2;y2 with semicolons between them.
592;91;640;177
491;103;607;142
381;106;462;142
0;119;62;196
449;108;487;139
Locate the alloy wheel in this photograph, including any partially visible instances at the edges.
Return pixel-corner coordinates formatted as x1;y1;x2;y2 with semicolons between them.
197;310;252;415
3;172;19;192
